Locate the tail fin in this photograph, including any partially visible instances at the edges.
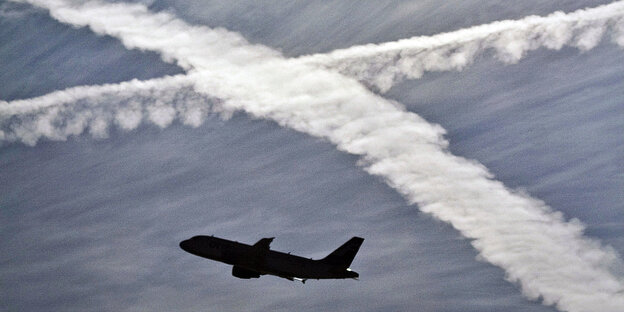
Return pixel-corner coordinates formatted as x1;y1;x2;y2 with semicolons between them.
321;237;364;269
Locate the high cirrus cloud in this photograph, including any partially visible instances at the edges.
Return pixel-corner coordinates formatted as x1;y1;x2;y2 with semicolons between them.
3;1;624;311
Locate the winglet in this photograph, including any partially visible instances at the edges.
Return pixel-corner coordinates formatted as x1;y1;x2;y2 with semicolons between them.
253;237;275;249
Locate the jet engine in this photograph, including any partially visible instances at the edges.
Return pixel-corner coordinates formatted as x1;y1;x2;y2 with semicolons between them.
232;266;261;279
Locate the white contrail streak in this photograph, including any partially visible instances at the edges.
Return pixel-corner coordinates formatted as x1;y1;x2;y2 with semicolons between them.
0;74;215;145
6;1;624;311
300;1;624;92
1;74;190;116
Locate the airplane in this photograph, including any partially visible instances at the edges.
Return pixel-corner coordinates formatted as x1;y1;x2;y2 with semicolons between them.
179;235;364;283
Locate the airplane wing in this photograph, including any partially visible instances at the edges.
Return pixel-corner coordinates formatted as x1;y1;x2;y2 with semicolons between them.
253;237;275;250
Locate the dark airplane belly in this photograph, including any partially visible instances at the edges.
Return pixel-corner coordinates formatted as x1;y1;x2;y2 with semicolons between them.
263;254;330;278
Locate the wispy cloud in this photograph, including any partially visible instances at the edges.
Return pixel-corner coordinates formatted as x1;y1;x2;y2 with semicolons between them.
4;1;624;311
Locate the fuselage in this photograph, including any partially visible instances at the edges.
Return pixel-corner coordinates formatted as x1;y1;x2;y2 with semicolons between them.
179;236;359;280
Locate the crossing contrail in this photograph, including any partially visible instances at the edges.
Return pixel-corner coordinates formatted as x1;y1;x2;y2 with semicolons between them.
4;1;624;311
0;74;209;145
300;1;624;92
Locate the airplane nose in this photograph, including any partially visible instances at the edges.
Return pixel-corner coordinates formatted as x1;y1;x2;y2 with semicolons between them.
179;239;191;252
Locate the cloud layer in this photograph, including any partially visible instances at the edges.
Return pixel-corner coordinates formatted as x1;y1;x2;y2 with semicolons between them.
4;1;624;311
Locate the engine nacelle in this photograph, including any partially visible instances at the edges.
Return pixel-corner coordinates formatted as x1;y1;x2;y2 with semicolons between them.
232;266;261;279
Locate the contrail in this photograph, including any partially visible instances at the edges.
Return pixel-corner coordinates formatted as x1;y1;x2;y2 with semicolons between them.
0;74;215;145
6;1;624;311
300;1;624;92
1;74;190;116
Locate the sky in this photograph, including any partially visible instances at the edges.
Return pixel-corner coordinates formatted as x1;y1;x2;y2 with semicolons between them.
1;0;623;311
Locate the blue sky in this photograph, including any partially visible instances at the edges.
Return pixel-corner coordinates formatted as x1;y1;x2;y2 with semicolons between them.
1;1;623;311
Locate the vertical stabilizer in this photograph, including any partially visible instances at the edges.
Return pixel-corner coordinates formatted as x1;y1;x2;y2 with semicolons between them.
321;237;364;269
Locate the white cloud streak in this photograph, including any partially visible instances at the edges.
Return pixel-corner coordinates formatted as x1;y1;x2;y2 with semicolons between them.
4;1;624;311
300;1;624;92
0;74;217;145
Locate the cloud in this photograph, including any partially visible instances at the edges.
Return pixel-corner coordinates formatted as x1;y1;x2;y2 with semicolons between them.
5;1;624;311
299;1;624;92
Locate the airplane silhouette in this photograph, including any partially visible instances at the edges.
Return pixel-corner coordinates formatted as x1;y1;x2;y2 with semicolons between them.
180;235;364;283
